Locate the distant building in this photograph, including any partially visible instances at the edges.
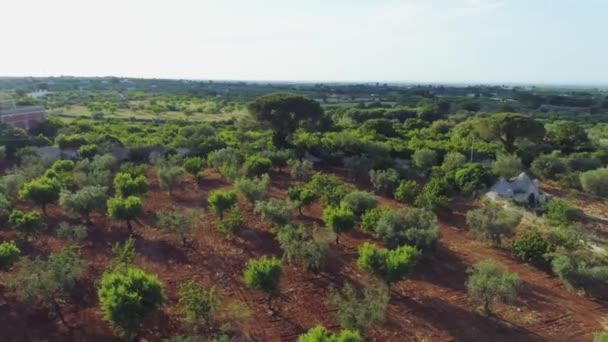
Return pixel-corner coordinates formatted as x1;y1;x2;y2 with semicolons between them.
0;100;46;131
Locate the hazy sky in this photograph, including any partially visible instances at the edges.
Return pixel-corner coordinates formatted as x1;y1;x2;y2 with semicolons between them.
1;0;606;84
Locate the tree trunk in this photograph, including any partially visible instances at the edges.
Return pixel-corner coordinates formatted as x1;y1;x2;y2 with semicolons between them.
51;299;68;327
483;298;490;314
126;220;133;233
267;293;273;311
42;203;48;216
335;234;340;245
298;206;303;216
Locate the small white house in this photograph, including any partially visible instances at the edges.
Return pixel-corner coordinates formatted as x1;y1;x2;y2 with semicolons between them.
485;172;549;205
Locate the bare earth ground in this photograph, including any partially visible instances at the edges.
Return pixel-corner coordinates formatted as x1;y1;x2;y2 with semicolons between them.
0;169;606;341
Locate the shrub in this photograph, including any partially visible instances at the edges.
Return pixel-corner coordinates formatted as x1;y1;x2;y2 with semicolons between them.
454;163;495;195
19;176;61;215
375;207;438;249
0;241;20;269
442;151;467;171
262;149;293;169
551;251;608;295
243;256;282;310
394;180;421;204
466;203;522;246
156;209;198;246
287;185;317;215
107;195;143;231
178;279;219;331
412;148;438;170
308;173;354;207
0;174;25;199
183;156;204;178
566;152;602;172
98;267;164;340
119;162;147;177
580;168;608;197
207;148;242;170
357;243;419;288
113;172;148;197
207;190;237;220
466;260;520;313
0;193;10;221
511;231;550;265
298;326;362;342
244;155;272;177
287;158;313;180
340;190;377;217
492;154;524;179
531;152;566;180
8;209;46;238
78;144;97;159
60;185;107;221
235;174;270;205
217;207;244;237
328;283;388;333
254;198;295;227
157;165;185;196
56;222;88;243
545;199;580;227
360;207;385;233
277;225;329;272
369;168;400;196
323;206;355;245
414;187;450;213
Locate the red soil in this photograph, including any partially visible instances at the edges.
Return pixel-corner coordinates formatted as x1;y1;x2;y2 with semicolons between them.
0;169;605;341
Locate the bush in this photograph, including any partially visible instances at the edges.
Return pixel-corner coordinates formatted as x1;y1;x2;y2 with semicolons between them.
0;174;25;199
454;163;495;195
0;241;20;269
531;152;566;180
375;207;438;249
357;243;419;288
78;144;97;159
340;190;377;217
360;207;385;233
235;175;270;205
287;185;317;215
545;199;580;227
19;176;61;215
492;154;524;179
412;148;438;170
343;155;374;181
60;185;107;221
394;180;421;204
156;209;198;246
244;155;272;177
551;251;608;295
254;198;295;227
328;283;388;333
178;279;219;330
298;326;362;342
107;195;143;231
56;222;88;243
566;152;602;172
207;190;237;220
98;267;164;340
369;168;400;196
157;165;185;196
580;168;608;197
113;172;148;197
207;148;242;170
466;260;520;313
442;151;467;171
308;173;354;207
466;203;522;246
119;162;147;177
277;225;329;272
217;207;244;237
8;209;46;238
243;256;282;310
511;231;550;265
262;149;293;169
323;206;355;245
183;156;204;177
0;193;10;221
287;158;313;180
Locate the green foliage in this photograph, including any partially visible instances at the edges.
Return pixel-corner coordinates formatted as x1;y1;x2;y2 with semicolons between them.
565;152;602;172
298;326;362;342
580;168;608;197
308;173;354;207
107;195;143;230
394;180;421;204
207;148;242;170
287;158;314;180
0;193;10;220
113;172;148;197
454;163;495;195
178;279;219;330
183;156;204;176
0;240;20;269
546;121;589;151
8;209;46;238
217;207;244;237
287;184;317;215
235;174;270;205
119;162;147;177
156;209;199;246
110;237;137;269
207;190;237;220
550;251;608;295
492;154;524;179
261;149;294;169
243;256;282;309
466;260;521;313
328;283;388;333
254;198;295;227
531;151;566;180
244;155;272;177
369;168;400;196
442;151;467;171
0;174;26;199
56;222;88;243
357;242;419;286
511;231;550;265
60;185;107;220
19;176;61;214
478;113;545;153
545;199;580;227
412;148;438;170
360;207;385;233
466;203;522;246
276;225;329;272
375;207;439;249
594;332;608;342
157;165;185;195
340;190;377;217
323;206;355;244
414;179;451;213
98;267;164;340
78;144;97;159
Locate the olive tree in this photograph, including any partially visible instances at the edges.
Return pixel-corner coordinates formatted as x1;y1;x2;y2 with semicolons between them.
375;207;439;250
412;148;438;170
466;260;520;313
178;279;219;332
156;209;199;246
254;198;296;227
19;176;61;215
107;196;143;232
243;256;282;310
580;168;608;197
340;190;377;217
157;165;185;196
466;203;522;246
59;185;107;221
357;242;419;289
287;185;317;215
328;283;388;333
235;174;270;205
